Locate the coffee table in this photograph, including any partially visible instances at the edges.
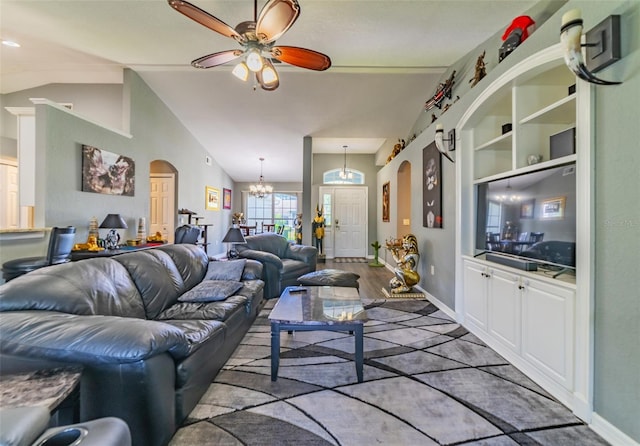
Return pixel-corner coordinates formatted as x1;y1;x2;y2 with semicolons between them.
269;286;368;382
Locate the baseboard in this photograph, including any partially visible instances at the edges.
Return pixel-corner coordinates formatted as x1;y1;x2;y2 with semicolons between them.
414;285;457;320
591;413;639;446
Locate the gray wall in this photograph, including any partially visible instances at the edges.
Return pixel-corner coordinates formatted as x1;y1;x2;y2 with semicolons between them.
0;71;236;263
376;0;639;441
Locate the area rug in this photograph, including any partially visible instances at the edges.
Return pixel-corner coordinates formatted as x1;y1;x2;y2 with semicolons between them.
333;257;368;263
169;299;610;446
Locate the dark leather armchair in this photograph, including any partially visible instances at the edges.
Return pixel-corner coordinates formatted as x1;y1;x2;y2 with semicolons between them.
2;226;76;282
236;232;317;298
174;224;201;244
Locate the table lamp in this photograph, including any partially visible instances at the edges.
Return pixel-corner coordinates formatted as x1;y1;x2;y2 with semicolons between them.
222;227;246;259
99;214;128;250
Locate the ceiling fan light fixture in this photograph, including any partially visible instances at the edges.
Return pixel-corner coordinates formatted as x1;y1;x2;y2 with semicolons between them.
246;48;263;72
232;62;249;81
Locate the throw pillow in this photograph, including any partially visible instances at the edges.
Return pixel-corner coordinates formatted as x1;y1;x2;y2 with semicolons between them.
205;259;246;281
178;280;243;303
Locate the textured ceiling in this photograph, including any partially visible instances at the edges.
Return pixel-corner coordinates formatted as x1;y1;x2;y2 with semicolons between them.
0;0;538;182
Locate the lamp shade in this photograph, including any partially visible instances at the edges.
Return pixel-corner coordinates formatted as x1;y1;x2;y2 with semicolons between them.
222;227;246;244
99;214;128;229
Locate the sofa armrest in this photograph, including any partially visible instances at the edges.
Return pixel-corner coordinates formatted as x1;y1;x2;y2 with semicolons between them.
287;244;318;266
0;311;191;365
241;259;263;281
238;249;283;271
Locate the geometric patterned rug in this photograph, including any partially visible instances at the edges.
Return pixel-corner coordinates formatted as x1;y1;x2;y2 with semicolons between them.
169;298;610;446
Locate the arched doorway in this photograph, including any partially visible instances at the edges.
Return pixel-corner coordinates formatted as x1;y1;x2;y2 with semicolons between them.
396;161;411;237
150;160;178;243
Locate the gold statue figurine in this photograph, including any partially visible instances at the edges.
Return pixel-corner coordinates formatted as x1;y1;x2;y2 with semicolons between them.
312;205;325;255
387;234;420;294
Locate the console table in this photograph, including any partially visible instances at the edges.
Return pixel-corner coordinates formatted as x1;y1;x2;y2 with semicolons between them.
70;243;163;261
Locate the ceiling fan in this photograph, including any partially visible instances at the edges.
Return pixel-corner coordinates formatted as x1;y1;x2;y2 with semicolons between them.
168;0;332;91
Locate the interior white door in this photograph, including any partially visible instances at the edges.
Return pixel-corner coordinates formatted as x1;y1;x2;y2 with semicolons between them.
334;187;367;258
0;160;19;229
150;174;175;243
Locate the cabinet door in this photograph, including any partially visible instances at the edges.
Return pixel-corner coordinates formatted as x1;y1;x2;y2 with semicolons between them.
522;278;575;389
463;260;488;331
488;269;521;352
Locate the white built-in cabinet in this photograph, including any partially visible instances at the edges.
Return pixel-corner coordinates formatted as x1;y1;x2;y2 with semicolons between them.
456;44;593;420
463;259;575;390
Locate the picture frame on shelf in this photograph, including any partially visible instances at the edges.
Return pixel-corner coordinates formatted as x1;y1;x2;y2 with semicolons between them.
541;196;565;220
520;199;535;219
382;182;390;222
223;188;232;210
205;186;220;211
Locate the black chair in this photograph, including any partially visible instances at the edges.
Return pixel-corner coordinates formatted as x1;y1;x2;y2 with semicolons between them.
2;226;76;282
486;232;501;251
529;232;545;243
174;225;201;244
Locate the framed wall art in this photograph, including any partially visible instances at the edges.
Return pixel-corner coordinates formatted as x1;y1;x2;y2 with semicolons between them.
423;142;442;228
520;199;535;219
223;188;232;210
205;186;220;211
81;145;135;196
382;182;390;222
541;196;565;219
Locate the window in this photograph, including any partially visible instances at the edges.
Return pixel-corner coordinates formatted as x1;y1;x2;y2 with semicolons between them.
245;192;299;241
486;200;502;235
323;168;365;185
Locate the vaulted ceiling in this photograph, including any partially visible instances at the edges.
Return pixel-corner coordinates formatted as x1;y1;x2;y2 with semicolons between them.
0;0;538;181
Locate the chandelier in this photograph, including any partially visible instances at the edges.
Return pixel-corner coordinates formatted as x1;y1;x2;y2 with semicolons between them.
339;145;353;180
249;157;273;198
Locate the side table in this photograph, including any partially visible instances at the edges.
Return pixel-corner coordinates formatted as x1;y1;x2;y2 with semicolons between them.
0;366;82;426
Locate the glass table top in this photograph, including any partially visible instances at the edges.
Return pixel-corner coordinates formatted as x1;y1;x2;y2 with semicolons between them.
269;286;368;325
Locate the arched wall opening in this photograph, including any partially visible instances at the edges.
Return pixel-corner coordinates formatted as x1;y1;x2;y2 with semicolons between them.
396;160;412;238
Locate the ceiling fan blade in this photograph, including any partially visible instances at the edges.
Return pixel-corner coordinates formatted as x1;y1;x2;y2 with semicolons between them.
256;0;300;44
270;46;331;71
168;0;244;42
191;50;243;68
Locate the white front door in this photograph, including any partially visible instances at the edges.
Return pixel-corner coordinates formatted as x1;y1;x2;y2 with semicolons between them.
333;187;368;258
150;174;175;243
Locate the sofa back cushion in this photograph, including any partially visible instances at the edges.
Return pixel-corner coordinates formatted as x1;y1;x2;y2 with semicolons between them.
113;244;208;319
0;258;146;318
243;233;290;258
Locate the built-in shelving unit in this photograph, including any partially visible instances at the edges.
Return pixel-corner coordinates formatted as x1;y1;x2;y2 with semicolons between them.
455;44;593;421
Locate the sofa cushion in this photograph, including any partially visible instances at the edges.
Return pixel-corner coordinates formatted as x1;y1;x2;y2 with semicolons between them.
178;280;243;303
205;259;246;281
159;319;226;356
297;269;360;288
155;295;249;321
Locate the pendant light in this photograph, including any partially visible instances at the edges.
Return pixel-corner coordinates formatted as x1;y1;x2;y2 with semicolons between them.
249;157;273;198
339;145;353;180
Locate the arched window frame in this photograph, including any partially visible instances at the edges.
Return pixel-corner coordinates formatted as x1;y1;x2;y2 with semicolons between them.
323;168;365;185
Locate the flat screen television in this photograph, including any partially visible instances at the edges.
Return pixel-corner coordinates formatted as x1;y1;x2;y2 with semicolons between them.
475;162;577;272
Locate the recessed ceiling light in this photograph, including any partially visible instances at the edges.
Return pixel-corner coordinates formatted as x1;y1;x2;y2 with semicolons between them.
2;40;21;48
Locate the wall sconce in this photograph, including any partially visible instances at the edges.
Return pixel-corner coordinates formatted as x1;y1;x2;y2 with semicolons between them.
561;9;622;85
434;124;455;163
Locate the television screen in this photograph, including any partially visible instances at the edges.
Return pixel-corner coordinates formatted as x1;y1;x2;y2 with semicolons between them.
475;162;577;269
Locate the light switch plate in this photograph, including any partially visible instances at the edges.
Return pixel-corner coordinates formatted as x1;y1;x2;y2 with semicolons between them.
585;15;621;73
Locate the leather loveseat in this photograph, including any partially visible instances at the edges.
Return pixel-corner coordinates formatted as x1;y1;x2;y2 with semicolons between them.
0;244;264;446
236;232;317;298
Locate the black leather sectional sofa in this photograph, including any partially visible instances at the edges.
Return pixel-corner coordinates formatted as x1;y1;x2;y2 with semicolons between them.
0;244;265;446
